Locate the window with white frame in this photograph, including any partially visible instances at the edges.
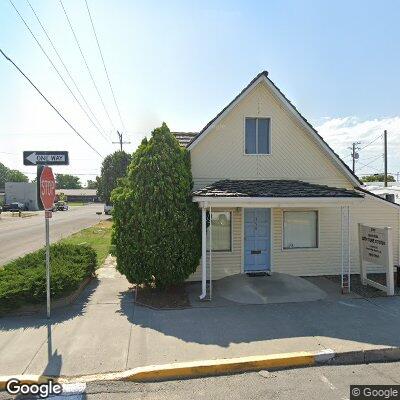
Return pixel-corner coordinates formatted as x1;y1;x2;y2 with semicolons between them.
283;211;318;249
245;117;271;154
206;211;232;251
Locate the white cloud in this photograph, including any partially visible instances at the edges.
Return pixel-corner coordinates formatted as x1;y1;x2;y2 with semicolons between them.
316;116;400;177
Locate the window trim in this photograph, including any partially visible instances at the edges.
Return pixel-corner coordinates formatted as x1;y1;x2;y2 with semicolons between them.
206;211;233;253
281;209;319;251
243;116;272;156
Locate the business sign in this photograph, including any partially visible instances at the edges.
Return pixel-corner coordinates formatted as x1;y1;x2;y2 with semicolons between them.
359;225;388;266
23;151;69;166
40;166;56;210
358;223;394;296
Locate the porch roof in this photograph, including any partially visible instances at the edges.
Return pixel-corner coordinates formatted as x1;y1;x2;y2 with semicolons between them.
192;180;363;199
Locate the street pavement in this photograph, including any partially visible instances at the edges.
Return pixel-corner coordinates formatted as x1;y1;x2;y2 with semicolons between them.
2;259;400;378
0;204;107;266
1;362;400;399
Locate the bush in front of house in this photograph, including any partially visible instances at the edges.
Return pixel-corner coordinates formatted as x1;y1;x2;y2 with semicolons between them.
112;122;201;289
0;243;97;312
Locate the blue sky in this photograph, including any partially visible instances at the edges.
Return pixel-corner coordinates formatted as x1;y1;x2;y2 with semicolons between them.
1;0;399;183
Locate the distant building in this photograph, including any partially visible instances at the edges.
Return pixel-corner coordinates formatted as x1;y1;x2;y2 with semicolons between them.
5;182;39;211
363;183;400;204
55;188;99;203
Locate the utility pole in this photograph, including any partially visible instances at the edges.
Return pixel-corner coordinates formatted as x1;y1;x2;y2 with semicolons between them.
112;130;130;151
384;130;388;187
349;142;361;173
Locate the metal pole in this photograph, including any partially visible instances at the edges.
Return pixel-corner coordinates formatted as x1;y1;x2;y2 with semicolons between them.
384;130;388;187
45;216;51;318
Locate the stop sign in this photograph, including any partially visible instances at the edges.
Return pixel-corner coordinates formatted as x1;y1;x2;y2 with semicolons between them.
40;166;56;210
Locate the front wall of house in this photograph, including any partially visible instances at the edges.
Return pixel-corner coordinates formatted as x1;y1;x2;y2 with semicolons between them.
190;81;353;190
189;197;399;281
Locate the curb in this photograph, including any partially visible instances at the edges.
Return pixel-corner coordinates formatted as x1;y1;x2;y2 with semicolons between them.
0;349;334;389
2;347;400;389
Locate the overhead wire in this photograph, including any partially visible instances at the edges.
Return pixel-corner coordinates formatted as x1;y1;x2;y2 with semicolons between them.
0;48;103;158
8;0;110;143
85;0;127;134
25;0;109;141
59;0;117;135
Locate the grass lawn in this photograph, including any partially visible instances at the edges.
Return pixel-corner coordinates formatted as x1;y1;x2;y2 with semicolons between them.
67;202;87;207
61;219;112;266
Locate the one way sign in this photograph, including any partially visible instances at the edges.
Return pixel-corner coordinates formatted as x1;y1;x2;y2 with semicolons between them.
23;151;69;166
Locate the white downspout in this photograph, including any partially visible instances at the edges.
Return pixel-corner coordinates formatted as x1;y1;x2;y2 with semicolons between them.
209;204;212;300
347;205;351;292
199;205;207;300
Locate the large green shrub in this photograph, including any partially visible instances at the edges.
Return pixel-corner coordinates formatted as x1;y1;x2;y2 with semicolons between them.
112;123;201;288
0;243;96;312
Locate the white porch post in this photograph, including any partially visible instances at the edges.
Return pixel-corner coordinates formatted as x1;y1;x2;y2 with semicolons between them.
199;204;207;300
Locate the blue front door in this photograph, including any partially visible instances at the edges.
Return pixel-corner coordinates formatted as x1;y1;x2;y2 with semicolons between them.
244;208;271;272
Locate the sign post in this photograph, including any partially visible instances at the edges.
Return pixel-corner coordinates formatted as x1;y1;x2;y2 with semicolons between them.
358;223;394;296
40;166;56;318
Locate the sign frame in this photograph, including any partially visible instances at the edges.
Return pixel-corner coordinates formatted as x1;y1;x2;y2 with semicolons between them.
358;223;394;296
23;151;69;166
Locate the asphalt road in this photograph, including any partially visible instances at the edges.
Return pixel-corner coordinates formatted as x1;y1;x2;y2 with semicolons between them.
82;362;400;399
0;204;107;266
1;362;400;399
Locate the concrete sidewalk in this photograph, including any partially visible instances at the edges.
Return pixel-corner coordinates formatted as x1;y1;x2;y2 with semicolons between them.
1;259;400;377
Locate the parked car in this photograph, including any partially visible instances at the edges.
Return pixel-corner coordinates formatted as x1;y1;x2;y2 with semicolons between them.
9;202;26;212
55;201;69;211
2;203;11;212
104;204;113;215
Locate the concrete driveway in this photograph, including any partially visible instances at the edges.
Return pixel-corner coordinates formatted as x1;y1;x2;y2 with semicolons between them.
1;260;400;377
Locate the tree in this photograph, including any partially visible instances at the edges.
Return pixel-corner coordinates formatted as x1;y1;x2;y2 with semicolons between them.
112;123;201;288
86;179;98;189
97;151;131;204
362;174;395;183
56;174;82;189
7;169;29;183
0;162;28;188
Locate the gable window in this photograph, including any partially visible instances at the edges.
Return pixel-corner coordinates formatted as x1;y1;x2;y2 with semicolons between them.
245;117;271;154
283;211;318;249
206;211;232;251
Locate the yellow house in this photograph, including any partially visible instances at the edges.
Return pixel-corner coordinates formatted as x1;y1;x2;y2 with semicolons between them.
174;71;399;298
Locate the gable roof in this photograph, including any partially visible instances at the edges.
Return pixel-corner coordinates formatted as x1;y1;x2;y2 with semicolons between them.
193;179;363;199
187;71;362;187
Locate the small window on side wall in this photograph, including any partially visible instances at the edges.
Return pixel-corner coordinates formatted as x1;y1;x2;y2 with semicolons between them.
245;117;271;154
283;211;318;249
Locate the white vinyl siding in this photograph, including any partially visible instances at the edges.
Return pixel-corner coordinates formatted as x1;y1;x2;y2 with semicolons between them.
191;81;353;189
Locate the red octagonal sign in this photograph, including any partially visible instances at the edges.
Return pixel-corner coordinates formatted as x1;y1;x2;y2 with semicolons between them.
40;166;56;210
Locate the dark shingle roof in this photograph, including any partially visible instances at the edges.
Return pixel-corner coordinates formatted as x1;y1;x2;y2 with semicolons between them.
172;132;198;147
192;180;363;198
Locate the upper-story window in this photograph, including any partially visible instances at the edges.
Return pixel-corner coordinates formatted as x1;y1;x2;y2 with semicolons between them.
245;117;271;154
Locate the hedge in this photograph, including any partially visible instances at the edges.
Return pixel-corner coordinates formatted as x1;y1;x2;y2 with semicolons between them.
0;243;97;313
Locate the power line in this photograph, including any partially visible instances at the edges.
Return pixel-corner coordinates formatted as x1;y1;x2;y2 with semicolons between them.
25;0;109;141
85;0;127;133
59;0;116;134
356;154;383;172
8;0;110;143
359;134;383;151
0;48;103;158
